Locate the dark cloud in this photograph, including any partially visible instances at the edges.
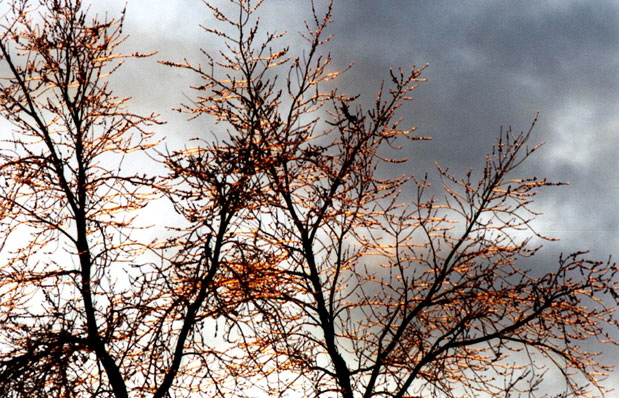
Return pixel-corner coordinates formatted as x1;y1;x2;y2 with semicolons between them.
323;0;619;242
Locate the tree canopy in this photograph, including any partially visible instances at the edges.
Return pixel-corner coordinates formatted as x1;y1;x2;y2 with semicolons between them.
0;1;616;397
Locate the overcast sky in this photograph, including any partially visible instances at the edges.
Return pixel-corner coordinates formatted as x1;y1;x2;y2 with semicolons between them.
88;0;619;392
101;0;619;251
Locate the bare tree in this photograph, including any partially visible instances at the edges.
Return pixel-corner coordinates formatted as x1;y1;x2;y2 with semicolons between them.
0;1;287;397
0;0;616;398
167;1;617;397
0;1;160;397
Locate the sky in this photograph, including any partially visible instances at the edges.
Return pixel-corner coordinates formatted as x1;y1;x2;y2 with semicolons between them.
101;0;619;257
87;0;619;393
20;0;619;394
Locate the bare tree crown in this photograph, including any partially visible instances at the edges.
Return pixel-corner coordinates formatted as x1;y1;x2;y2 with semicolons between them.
0;1;616;397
